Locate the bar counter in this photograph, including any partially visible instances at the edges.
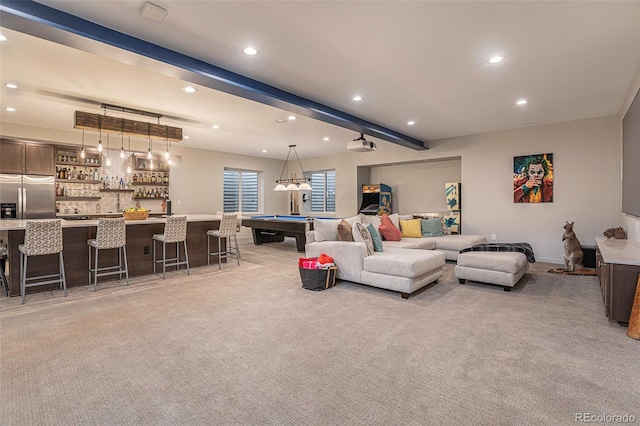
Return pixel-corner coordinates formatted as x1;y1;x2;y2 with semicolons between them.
0;215;223;297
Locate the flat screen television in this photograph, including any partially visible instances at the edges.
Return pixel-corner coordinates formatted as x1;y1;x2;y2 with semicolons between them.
622;88;640;217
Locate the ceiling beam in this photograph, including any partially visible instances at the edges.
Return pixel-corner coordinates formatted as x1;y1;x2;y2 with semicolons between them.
0;0;427;150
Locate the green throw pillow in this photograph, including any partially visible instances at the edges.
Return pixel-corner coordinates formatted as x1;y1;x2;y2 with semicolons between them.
421;218;444;237
367;223;384;252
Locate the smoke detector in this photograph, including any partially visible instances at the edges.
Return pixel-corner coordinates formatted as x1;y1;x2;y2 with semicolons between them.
140;2;168;23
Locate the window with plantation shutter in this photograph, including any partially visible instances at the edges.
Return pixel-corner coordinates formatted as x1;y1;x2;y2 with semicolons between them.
309;170;335;212
224;168;260;213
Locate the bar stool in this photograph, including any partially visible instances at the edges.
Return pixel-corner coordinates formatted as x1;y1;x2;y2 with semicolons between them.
88;218;129;291
153;215;189;279
19;219;67;305
207;213;240;269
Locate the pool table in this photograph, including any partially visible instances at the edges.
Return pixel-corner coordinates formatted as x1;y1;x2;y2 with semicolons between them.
242;215;334;252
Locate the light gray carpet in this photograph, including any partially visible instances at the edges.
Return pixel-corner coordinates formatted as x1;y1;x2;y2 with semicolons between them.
1;237;638;425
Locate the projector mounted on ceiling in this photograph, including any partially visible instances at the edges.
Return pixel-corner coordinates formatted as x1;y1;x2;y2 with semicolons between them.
347;133;377;152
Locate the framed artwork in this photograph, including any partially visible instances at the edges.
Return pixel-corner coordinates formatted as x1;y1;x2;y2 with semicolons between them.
443;212;461;234
513;153;553;203
445;182;460;210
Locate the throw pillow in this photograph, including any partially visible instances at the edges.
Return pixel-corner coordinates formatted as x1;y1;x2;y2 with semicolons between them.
352;222;374;256
421;218;444;237
313;219;341;242
379;214;402;241
344;215;361;227
399;218;422;238
337;219;354;241
367;223;384;252
359;213;382;231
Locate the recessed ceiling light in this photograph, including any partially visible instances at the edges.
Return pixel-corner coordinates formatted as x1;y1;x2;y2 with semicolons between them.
182;86;196;93
287;115;297;120
516;99;528;105
323;137;330;141
275;118;287;123
0;34;6;42
243;47;258;56
184;135;189;139
407;121;415;126
5;83;17;89
262;149;267;153
212;124;219;129
352;95;363;101
488;56;504;64
5;107;16;112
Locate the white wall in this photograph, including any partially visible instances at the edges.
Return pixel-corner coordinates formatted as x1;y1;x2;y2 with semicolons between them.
620;65;640;242
369;158;461;214
302;115;621;263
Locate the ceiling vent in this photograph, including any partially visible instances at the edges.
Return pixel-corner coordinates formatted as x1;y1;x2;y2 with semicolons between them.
347;133;377;152
140;2;168;23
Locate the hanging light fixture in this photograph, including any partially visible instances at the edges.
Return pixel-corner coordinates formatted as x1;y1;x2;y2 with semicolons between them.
120;118;126;159
97;114;103;152
105;134;111;166
147;124;153;159
126;136;132;174
80;130;86;159
164;124;170;160
274;144;312;191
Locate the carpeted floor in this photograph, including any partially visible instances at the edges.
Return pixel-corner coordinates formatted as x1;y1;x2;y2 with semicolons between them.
1;237;638;425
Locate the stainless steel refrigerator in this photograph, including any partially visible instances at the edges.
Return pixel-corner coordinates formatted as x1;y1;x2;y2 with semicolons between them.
0;174;56;219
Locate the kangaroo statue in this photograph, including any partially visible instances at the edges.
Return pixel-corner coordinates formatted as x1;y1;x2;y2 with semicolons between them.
562;221;584;272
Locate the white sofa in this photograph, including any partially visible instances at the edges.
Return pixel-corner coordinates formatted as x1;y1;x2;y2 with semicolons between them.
305;231;445;299
360;213;487;261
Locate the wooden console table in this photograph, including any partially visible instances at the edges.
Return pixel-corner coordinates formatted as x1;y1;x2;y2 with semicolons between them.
595;237;640;325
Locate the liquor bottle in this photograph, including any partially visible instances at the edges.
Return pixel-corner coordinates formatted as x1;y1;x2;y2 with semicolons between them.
164;173;169;184
78;170;84;180
133;173;138;183
71;167;77;180
93;168;99;181
119;178;124;190
155;188;160;198
56;182;61;197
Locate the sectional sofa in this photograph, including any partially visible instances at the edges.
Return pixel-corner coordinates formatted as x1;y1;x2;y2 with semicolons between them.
303;214;487;298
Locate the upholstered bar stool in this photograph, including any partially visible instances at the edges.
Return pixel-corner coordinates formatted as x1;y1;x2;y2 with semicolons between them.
19;219;67;305
87;218;129;291
207;213;240;269
153;215;190;279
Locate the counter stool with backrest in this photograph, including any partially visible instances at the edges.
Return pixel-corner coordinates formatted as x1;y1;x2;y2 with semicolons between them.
207;213;240;269
19;219;67;305
153;215;189;279
88;217;129;291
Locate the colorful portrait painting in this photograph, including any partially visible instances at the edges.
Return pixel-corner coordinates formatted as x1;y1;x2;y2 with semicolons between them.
513;153;553;203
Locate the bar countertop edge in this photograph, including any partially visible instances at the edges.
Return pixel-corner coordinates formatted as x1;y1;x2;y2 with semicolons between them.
0;214;223;231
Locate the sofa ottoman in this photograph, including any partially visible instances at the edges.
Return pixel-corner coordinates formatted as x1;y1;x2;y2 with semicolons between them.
455;251;529;291
361;248;445;298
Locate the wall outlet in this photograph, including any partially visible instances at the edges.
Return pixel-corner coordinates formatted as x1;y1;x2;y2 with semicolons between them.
491;234;496;241
143;245;150;254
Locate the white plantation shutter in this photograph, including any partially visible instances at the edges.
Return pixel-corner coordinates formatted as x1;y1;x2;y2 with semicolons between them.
224;169;259;213
310;170;335;212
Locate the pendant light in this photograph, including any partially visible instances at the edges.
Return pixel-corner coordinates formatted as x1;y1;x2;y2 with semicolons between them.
164;125;170;160
119;118;126;159
97;114;103;152
147;124;153;160
80;130;86;159
126;136;132;174
274;144;312;191
105;134;112;166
